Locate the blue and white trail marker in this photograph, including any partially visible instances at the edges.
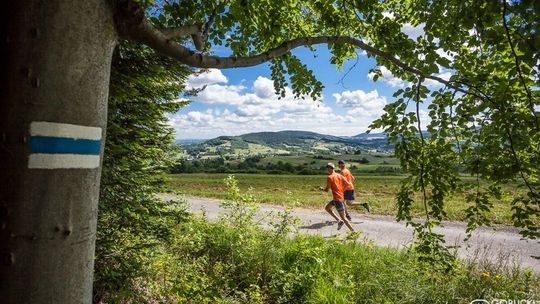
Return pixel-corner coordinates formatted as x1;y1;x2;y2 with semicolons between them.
28;121;102;169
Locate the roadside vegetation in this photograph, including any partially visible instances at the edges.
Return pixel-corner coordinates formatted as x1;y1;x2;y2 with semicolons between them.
104;176;540;303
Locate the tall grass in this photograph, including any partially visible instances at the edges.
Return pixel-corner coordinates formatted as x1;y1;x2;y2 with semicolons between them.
107;176;539;303
132;217;538;303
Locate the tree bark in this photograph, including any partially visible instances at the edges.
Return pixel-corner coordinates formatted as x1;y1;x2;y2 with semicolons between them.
0;1;117;303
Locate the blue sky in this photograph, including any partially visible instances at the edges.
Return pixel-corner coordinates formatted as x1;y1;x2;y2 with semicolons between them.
169;24;449;139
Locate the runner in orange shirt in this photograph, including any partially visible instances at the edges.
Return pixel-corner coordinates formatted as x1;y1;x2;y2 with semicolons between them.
319;163;354;231
338;160;371;221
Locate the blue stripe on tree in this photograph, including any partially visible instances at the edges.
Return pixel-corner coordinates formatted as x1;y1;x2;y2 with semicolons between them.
30;136;101;155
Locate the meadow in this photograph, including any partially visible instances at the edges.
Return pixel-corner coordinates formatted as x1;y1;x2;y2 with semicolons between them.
169;173;525;225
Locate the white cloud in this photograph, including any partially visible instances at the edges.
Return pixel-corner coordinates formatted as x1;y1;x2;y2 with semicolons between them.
435;48;456;62
402;23;425;41
418;109;432;129
234;103;279;117
333;90;387;118
382;11;395;19
171;76;386;139
172;72;445;139
367;66;408;88
186;69;228;89
424;71;452;88
224;112;255;123
252;76;276;99
367;65;455;91
194;84;247;105
186;111;214;123
380;12;425;42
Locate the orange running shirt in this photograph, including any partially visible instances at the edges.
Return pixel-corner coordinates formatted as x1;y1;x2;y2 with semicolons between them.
340;168;355;190
326;172;350;201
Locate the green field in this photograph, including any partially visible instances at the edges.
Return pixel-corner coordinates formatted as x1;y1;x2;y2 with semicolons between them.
257;153;400;173
168;173;523;225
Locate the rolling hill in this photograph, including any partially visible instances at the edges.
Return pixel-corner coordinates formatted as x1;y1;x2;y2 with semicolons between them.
178;130;393;159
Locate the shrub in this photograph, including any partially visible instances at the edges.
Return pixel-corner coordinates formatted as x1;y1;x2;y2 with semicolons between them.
99;174;540;303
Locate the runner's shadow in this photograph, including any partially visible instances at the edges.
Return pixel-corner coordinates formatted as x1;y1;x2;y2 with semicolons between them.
300;220;365;230
299;221;335;230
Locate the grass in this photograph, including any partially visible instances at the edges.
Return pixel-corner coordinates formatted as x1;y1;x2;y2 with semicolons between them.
257;153;400;171
129;200;540;304
168;173;525;225
103;176;539;303
161;220;538;303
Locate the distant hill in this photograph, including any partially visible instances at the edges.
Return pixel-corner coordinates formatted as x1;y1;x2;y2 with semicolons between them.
180;130;393;159
236;130;348;145
350;133;387;140
175;139;206;145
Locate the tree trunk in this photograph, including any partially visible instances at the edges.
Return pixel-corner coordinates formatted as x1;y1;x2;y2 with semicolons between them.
0;1;116;303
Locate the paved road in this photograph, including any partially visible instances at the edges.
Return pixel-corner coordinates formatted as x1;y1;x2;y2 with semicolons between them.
160;194;540;274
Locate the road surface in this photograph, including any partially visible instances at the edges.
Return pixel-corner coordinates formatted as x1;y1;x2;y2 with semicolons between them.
160;194;540;274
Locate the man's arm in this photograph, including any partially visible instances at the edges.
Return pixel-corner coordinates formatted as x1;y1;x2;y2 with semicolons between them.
320;177;330;191
344;169;355;183
342;175;352;189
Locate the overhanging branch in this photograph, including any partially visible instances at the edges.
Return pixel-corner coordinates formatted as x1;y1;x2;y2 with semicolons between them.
116;0;481;99
161;24;201;39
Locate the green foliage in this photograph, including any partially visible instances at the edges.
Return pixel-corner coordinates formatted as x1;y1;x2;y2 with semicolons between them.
111;176;539;303
220;175;261;227
93;43;191;301
148;0;379;99
363;0;540;264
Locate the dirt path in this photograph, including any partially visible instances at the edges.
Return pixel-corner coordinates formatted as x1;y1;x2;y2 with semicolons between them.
160;194;540;274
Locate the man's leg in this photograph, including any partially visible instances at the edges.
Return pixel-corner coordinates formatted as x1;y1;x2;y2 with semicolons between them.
344;201;352;221
325;202;341;222
345;190;371;213
344;190;354;220
346;201;371;213
334;201;354;231
361;201;371;213
338;210;354;231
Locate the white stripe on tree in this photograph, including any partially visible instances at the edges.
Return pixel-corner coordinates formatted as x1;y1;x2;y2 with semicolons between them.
30;121;102;140
28;154;101;169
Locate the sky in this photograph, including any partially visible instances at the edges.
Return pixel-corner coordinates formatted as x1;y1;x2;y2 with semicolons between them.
169;24;449;140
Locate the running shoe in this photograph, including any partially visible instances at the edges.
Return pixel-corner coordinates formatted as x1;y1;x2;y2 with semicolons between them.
361;202;371;213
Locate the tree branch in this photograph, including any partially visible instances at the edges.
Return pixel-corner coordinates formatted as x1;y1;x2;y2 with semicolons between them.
415;77;430;224
161;24;201;39
191;33;205;51
116;0;481;99
502;1;539;131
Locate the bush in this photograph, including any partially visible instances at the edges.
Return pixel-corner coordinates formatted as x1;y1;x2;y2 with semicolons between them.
373;166;402;174
93;43;191;302
109;176;539;303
